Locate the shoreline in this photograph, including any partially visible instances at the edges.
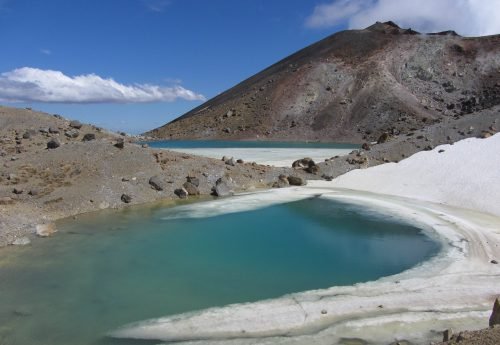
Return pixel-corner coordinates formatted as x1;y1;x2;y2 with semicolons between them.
111;187;500;344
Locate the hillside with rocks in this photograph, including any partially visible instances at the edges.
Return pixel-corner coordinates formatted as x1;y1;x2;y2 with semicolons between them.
147;21;500;143
0;106;314;247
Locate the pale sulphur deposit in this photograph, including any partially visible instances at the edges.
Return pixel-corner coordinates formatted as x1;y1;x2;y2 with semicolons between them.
111;134;500;344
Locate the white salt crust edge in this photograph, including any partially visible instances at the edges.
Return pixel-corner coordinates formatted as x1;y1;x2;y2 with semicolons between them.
111;135;500;344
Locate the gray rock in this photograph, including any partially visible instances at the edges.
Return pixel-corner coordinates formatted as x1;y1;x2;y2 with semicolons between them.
65;129;79;138
490;298;500;327
120;194;132;203
114;139;124;149
69;120;83;129
47;138;60;149
186;176;200;187
183;181;200;195
225;157;235;166
12;237;31;246
82;133;96;141
236;159;244;164
0;197;14;205
377;132;389;144
28;188;39;196
39;127;50;134
174;188;188;199
443;329;453;341
12;188;23;194
287;176;306;186
149;175;166;191
212;177;234;197
22;132;31;139
49;127;60;134
273;174;289;188
292;157;315;169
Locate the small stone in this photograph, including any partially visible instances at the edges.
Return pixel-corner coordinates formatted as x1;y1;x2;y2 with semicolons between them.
361;142;371;151
49;127;60;134
377;133;389;144
236;159;244;164
443;328;453;342
149;175;166;191
12;237;31;246
225;157;235;166
438;149;445;153
120;194;132;203
491;260;498;264
69;120;83;129
36;223;57;237
287;176;306;186
22;132;31;139
183;182;200;195
114;139;124;149
12;188;23;195
141;144;149;148
47;138;60;149
321;309;327;315
212;177;233;197
174;188;188;199
491;298;500;327
82;133;96;141
187;176;200;187
65;129;79;138
0;197;15;205
28;189;39;196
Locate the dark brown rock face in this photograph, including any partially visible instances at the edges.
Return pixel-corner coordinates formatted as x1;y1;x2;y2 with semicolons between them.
146;22;500;144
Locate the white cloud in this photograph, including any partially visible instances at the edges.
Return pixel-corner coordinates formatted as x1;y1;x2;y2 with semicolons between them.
0;67;206;103
40;49;51;55
306;0;500;36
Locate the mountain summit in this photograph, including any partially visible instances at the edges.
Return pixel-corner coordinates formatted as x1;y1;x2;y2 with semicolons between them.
147;22;500;142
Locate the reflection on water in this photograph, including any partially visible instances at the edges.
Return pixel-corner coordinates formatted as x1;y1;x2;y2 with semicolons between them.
0;198;439;345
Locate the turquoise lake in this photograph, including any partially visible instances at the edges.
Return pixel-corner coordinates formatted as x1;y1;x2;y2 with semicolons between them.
0;197;439;345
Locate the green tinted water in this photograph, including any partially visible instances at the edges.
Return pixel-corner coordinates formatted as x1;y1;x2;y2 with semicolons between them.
0;198;439;345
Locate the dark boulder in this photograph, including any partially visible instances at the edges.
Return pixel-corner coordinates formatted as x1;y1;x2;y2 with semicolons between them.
149;175;165;191
174;188;188;199
82;133;96;142
287;176;306;186
69;120;83;129
120;194;132;203
183;181;200;195
377;133;389;144
186;176;200;187
65;129;79;138
114;139;124;149
212;177;233;197
47;139;60;149
489;298;500;327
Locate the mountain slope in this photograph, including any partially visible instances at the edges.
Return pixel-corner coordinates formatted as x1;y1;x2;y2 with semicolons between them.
147;22;500;143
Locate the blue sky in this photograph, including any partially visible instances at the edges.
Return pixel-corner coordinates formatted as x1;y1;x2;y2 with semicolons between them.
1;0;498;133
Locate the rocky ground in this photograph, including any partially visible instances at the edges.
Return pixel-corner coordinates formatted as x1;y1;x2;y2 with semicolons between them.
0;106;315;247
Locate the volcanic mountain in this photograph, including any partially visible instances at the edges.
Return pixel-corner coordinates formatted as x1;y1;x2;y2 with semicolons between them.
147;21;500;143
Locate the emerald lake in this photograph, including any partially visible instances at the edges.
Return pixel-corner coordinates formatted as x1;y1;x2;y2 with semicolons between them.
0;197;439;345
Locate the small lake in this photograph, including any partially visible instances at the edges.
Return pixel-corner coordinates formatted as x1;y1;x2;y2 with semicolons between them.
0;197;439;345
146;140;358;167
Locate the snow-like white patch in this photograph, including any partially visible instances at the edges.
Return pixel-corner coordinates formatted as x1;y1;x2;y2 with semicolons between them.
165;147;353;167
111;134;500;344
